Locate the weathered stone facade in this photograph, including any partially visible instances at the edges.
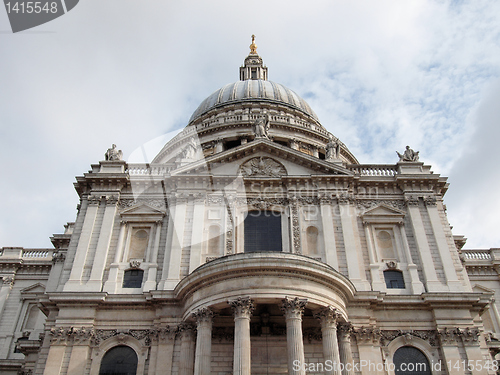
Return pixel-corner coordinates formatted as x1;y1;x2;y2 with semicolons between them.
1;40;499;375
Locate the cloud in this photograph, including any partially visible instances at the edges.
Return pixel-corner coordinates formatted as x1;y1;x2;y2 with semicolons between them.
446;78;500;248
0;0;500;248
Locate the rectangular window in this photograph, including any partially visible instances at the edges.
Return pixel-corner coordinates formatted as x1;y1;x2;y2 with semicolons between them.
384;270;405;289
244;211;282;252
123;269;144;288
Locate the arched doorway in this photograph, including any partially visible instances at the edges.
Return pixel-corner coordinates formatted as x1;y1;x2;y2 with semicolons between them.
393;346;431;375
99;345;138;375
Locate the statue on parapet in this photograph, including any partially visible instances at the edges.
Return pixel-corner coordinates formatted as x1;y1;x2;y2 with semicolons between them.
105;144;123;161
396;145;419;162
253;113;270;139
326;134;340;160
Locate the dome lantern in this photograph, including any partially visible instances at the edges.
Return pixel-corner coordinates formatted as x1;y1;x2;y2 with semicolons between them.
240;35;268;81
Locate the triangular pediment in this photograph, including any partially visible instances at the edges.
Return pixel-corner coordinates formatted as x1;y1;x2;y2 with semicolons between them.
120;202;166;215
170;139;352;177
472;284;496;295
361;203;405;223
21;283;46;295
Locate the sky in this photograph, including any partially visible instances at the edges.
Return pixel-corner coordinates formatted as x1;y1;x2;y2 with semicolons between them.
1;0;499;249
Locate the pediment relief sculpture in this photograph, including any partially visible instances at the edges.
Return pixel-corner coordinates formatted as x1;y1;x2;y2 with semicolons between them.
239;157;287;177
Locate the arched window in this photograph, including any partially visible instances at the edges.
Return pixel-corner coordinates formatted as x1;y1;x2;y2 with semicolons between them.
123;269;144;288
244;210;282;252
384;270;405;289
393;346;431;375
99;345;138;375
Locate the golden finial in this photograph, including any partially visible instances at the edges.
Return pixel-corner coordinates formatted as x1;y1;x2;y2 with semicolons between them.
250;34;258;54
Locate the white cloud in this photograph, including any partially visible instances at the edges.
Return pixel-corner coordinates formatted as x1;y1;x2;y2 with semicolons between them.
0;0;499;248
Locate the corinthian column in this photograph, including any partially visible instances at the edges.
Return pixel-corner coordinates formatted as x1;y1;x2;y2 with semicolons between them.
314;307;342;375
229;297;254;375
192;307;214;375
281;297;308;375
179;323;196;375
338;323;354;375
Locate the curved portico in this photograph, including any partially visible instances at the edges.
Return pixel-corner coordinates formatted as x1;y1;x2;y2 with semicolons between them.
175;252;356;375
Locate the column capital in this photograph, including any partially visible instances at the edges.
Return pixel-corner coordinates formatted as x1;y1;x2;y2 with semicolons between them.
338;322;353;340
313;306;341;327
229;297;254;319
281;297;307;319
192;307;214;325
177;323;196;339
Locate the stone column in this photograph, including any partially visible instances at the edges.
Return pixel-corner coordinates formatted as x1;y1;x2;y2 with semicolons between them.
193;307;214;375
338;323;354;375
281;297;307;375
314;306;342;375
179;324;196;375
229;297;254;375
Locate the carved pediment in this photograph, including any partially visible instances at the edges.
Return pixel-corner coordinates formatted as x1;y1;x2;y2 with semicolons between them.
239;157;287;177
361;204;405;224
171;139;352;177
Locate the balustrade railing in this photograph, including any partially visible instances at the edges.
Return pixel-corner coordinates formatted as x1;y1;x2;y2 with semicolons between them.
349;164;398;176
462;250;492;260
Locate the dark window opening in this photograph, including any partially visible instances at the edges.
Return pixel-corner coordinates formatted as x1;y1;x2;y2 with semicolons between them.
393;346;431;375
318;151;326;160
123;269;144;288
384;270;405;289
99;346;138;375
224;139;240;150
251;68;257;80
244;211;282;252
274;140;288;147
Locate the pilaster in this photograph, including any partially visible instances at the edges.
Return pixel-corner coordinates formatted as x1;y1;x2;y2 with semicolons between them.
320;197;338;270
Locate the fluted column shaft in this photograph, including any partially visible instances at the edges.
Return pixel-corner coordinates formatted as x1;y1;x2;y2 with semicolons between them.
281;297;307;375
193;307;214;375
314;307;342;375
338;323;354;375
229;297;254;375
179;324;196;375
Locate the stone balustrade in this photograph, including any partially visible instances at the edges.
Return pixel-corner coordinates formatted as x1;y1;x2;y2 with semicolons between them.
349;164;398;176
462;250;492;260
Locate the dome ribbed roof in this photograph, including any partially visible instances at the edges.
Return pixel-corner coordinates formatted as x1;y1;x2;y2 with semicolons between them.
188;80;319;124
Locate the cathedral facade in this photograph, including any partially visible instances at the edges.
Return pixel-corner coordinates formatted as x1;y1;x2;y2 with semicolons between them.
1;38;499;375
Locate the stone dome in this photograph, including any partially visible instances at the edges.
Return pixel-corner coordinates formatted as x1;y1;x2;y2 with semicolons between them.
188;80;319;124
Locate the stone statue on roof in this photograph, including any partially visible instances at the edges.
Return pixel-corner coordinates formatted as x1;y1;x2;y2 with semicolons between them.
105;144;123;161
326;134;340;160
253;113;270;139
397;145;419;162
